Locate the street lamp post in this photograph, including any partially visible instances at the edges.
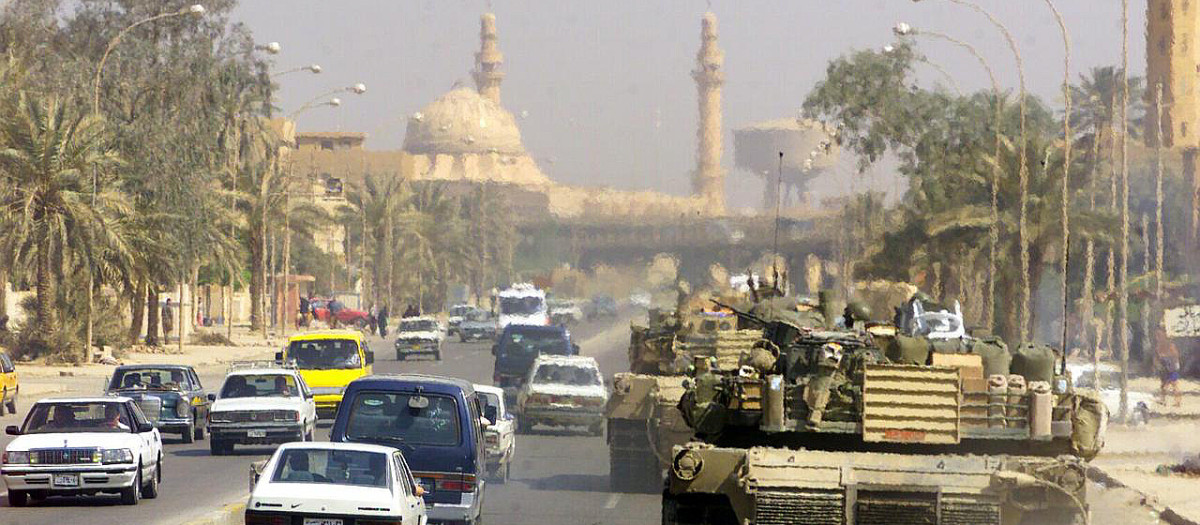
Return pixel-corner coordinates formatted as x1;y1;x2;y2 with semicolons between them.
288;83;366;119
912;0;1029;341
1042;0;1073;364
893;23;1003;334
87;4;205;358
272;64;322;79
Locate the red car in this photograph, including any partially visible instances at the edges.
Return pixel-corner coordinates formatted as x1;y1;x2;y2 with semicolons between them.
310;298;370;328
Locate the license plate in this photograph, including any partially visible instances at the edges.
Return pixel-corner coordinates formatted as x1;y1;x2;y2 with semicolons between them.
303;519;342;525
247;429;267;438
53;474;79;487
411;345;421;350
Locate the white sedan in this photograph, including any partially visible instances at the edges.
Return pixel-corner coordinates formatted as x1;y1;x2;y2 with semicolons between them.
475;384;516;483
2;397;163;506
207;365;318;455
246;442;427;525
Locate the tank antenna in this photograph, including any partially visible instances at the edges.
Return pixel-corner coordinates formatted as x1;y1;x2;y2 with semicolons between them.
772;151;784;291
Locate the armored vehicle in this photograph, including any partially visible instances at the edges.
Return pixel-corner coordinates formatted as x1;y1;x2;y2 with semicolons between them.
665;300;1106;525
608;294;809;493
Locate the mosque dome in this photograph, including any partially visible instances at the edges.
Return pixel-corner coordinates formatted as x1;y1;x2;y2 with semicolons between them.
403;86;525;156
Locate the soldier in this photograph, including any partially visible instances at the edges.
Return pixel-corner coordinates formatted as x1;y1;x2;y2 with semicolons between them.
803;342;844;429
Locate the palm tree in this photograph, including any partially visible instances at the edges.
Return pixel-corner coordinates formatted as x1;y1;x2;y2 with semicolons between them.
0;93;126;350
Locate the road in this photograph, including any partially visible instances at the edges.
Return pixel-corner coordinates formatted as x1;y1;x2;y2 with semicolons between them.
0;316;658;525
0;312;1169;525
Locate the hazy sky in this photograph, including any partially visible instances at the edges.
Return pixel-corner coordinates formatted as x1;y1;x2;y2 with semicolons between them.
233;1;1147;210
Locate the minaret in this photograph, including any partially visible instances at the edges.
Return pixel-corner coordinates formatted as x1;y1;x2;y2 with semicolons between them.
472;13;505;105
692;12;725;213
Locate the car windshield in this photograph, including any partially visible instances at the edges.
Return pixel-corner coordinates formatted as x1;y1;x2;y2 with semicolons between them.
532;364;601;386
288;339;362;370
344;392;460;447
109;368;191;391
221;374;300;398
450;306;473;316
400;320;438;332
500;296;543;315
503;330;566;355
465;310;492;322
24;402;133;434
270;448;388;488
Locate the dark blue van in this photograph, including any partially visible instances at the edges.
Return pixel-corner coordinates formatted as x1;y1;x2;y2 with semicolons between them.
491;324;579;389
331;374;485;525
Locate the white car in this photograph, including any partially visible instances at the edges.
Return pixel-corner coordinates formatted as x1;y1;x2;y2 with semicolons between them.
2;397;163;506
474;384;516;483
246;442;427;525
1068;362;1153;424
517;355;608;435
394;316;446;361
207;364;318;455
447;304;477;336
549;300;585;327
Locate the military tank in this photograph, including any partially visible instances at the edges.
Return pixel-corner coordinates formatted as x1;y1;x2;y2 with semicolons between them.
608;307;761;493
664;297;1107;525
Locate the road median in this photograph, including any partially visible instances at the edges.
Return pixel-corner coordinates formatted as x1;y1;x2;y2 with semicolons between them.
180;499;246;525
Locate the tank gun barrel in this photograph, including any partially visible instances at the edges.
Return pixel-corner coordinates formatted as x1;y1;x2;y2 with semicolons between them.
710;299;766;327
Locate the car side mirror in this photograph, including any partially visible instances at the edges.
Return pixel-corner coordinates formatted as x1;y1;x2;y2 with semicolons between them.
5;425;20;436
137;422;154;433
274;351;283;363
207;393;216;402
365;350;374;365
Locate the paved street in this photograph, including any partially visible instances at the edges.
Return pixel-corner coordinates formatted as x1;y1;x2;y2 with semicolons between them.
0;314;1176;525
0;316;659;525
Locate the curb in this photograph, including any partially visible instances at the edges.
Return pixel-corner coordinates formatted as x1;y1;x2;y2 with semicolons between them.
1087;465;1200;525
181;500;246;525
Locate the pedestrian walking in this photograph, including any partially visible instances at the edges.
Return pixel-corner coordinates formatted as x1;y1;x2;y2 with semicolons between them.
299;295;310;327
1156;327;1183;408
378;304;389;338
368;304;379;336
162;298;175;341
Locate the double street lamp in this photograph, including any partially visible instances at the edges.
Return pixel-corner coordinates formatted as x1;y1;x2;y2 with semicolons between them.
288;83;367;118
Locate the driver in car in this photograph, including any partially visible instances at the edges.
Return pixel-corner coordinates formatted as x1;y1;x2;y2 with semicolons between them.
274;376;293;397
104;405;130;431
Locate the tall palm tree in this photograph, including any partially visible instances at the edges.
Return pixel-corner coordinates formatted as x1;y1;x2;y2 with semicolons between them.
0;93;126;348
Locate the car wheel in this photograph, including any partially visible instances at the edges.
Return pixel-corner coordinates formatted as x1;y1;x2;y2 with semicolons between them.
435;348;442;361
6;395;15;416
8;490;28;507
143;458;160;499
461;334;468;343
396;351;406;361
121;468;142;505
209;440;225;456
517;416;533;434
181;422;195;444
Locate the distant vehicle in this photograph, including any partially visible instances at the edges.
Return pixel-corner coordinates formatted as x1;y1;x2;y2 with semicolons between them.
310;298;371;329
393;316;446;361
474;384;516;483
206;363;318;455
549;299;584;327
497;283;548;329
331;374;486;525
1068;362;1150;424
585;294;618;321
628;290;652;308
105;364;209;443
459;309;498;342
3;397;163;506
447;304;477;336
1;350;18;415
278;330;374;418
246;442;427;525
492;324;579;393
516;355;607;435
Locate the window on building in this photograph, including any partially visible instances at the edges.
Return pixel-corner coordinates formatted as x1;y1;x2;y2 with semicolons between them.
321;140;333;150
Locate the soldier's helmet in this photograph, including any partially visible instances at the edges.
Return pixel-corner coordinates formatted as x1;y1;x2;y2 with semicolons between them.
845;301;872;322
